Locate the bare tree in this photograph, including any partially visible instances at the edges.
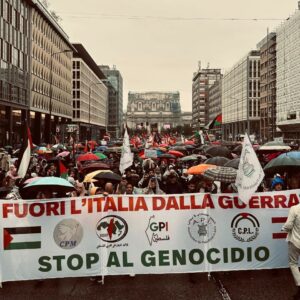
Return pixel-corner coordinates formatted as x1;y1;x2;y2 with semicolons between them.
50;10;62;23
40;0;49;8
40;0;62;23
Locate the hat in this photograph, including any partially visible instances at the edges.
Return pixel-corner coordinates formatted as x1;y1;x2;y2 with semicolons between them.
271;177;284;189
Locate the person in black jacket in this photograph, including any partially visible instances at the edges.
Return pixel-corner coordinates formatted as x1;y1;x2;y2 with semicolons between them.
165;173;184;194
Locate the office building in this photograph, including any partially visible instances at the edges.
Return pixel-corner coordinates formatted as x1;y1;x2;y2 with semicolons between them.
276;6;300;141
0;0;31;145
29;0;74;144
257;32;276;143
208;79;222;138
222;51;261;141
72;44;108;142
192;66;222;129
99;65;123;138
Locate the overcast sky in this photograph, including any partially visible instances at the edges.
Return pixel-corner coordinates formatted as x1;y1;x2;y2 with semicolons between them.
49;0;297;112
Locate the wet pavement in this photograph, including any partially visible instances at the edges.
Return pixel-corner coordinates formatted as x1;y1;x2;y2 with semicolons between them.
0;269;296;300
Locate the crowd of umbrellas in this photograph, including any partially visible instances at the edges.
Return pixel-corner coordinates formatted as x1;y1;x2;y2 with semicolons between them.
1;137;299;199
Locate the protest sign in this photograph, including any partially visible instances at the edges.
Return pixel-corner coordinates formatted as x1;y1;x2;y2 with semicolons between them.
0;190;296;282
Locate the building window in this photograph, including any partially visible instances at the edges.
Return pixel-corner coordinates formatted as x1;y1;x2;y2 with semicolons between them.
138;102;142;111
166;102;170;111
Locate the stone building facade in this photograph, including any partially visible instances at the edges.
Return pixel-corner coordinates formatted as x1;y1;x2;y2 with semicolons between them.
126;91;181;132
29;0;73;143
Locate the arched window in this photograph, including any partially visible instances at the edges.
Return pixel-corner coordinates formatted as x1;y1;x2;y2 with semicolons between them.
138;102;142;111
166;102;170;111
152;102;156;111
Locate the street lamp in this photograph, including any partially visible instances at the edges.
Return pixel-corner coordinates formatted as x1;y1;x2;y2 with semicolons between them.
48;49;73;144
88;82;103;140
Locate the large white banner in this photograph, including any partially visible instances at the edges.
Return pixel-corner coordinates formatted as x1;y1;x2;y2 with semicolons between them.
0;189;298;282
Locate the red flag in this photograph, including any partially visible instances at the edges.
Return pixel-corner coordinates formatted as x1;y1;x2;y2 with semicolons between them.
59;160;68;179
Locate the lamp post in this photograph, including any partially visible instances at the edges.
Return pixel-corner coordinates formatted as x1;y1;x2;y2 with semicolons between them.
48;49;72;144
88;82;103;141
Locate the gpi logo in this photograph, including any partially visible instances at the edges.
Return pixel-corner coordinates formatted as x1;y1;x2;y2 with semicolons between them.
149;221;169;232
145;216;170;246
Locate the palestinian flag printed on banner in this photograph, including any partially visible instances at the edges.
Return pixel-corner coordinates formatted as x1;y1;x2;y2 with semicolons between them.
4;226;41;250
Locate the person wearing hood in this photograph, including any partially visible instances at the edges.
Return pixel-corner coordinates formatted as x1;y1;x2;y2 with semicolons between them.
143;177;165;195
271;176;285;191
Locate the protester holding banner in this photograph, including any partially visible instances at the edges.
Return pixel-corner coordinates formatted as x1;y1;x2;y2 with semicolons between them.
282;203;300;299
143;177;164;194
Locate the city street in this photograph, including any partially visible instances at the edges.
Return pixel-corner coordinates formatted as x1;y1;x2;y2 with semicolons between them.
0;269;295;300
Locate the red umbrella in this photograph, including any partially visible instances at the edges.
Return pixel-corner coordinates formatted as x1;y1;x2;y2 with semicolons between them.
77;153;100;162
168;150;184;157
184;140;195;145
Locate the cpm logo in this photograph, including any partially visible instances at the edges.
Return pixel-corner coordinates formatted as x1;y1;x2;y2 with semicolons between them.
145;215;170;246
53;219;83;250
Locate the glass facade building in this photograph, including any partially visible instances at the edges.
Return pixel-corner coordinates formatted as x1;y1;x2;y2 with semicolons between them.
0;0;30;145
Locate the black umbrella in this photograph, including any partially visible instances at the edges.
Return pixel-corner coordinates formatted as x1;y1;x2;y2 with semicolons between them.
232;145;242;154
205;156;230;166
130;147;140;153
258;141;291;152
93;172;122;182
80;162;110;175
203;167;237;183
173;142;184;146
171;146;187;152
158;153;176;159
184;145;196;150
263;155;300;174
205;146;232;158
194;144;210;151
224;158;240;169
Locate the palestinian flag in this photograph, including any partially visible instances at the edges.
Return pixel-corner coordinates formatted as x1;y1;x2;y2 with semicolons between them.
207;114;222;130
17;124;34;178
4;226;41;250
59;160;68;179
194;130;205;145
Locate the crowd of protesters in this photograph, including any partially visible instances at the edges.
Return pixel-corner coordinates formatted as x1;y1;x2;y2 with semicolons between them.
2;134;300;296
1;133;300;201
